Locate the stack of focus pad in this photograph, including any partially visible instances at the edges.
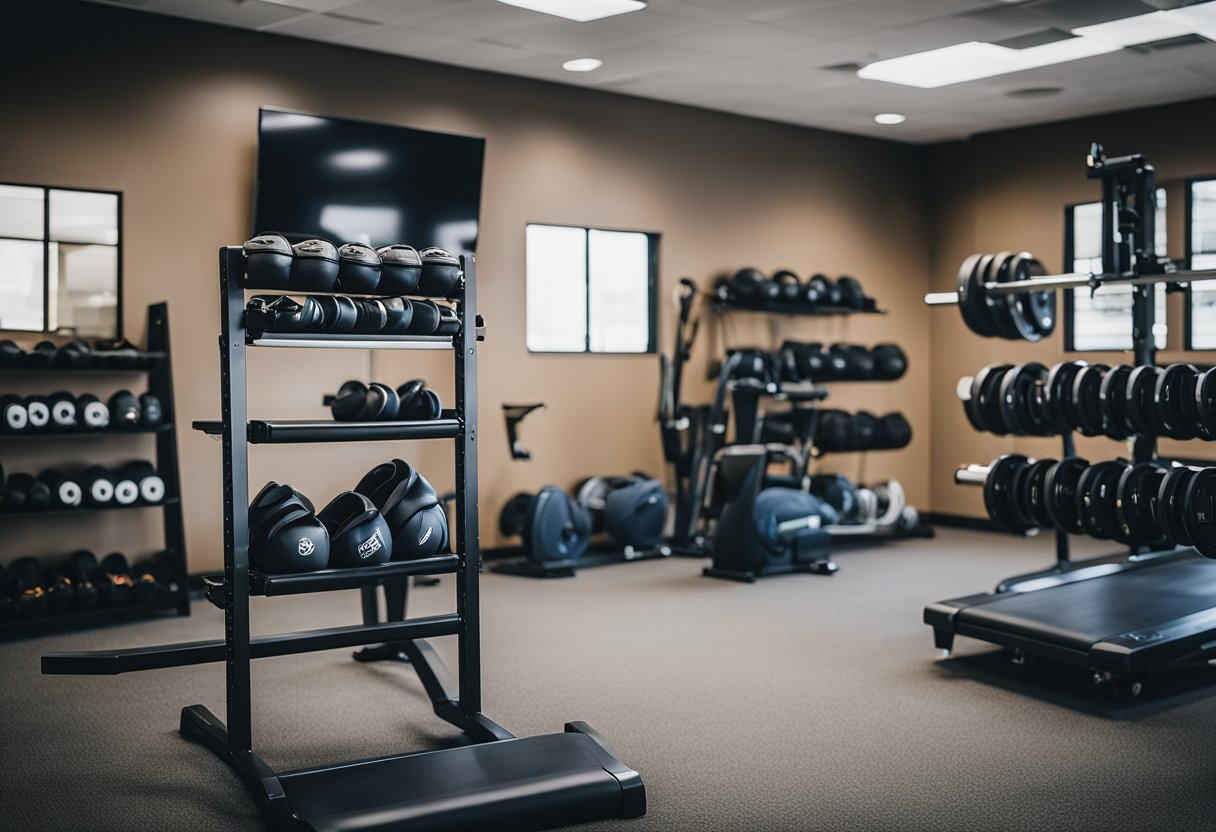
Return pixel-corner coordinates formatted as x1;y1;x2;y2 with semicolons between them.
324;379;443;422
715;268;878;312
0;338;155;369
246;459;448;574
975;453;1216;556
815;410;912;453
956;251;1055;341
243;234;462;298
0;390;162;434
0;551;173;619
777;341;907;383
0;462;165;512
961;361;1216;440
244;294;461;338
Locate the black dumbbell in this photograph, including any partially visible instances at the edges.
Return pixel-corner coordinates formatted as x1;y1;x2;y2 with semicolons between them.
79;465;116;506
56;339;93;367
23;341;57;367
0;395;29;433
111;466;140;506
836;276;866;310
853;411;880;450
139;393;164;427
38;469;83;508
871;343;907;381
841;345;875;379
68;550;132;606
100;553;160;604
115;462;165;504
109;390;141;427
55;552;100;610
4;558;48;617
76;394;110;430
24;395;51;431
772;270;802;304
41;569;76;614
3;472;51;511
0;339;24;368
48;391;78;430
875;412;912;449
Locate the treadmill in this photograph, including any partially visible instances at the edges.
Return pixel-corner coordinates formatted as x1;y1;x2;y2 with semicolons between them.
923;145;1216;697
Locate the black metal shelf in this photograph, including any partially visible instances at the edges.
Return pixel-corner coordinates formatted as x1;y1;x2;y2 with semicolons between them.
0;352;166;372
1;496;179;520
712;298;885;316
250;555;460;597
0;425;170;440
0;595;180;640
248;333;454;350
191;418;460;444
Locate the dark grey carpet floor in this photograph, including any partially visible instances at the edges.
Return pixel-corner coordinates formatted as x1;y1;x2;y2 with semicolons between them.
4;528;1216;831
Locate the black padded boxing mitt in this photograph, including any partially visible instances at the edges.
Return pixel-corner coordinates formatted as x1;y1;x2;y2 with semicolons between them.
377;245;422;295
248;481;329;573
353;459;449;559
317;491;392;568
417;247;461;297
290;239;339;292
243;233;293;290
337;243;382;294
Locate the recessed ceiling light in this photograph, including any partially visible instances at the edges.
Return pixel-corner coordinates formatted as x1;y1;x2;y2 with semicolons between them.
562;58;603;72
874;113;906;125
496;0;647;23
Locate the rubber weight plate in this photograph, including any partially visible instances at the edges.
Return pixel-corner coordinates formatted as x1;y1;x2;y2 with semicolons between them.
1077;460;1131;543
1044;361;1086;434
956;254;989;337
1124;365;1163;435
1155;363;1200;440
1010;252;1054;338
994;251;1039;341
983;454;1035;534
982;254;1019;340
1097;364;1134;440
1043;456;1089;535
959;374;988;433
973;363;1013;436
1070;364;1109;437
969;254;999;338
1116;463;1169;548
1020;458;1058;530
1158;466;1199;546
998;362;1049;436
1196;367;1216;441
1184;468;1216;558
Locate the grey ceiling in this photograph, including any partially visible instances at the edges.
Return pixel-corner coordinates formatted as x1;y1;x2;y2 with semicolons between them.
87;0;1216;143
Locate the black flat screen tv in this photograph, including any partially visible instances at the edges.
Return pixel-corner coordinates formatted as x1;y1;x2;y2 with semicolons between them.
254;108;485;254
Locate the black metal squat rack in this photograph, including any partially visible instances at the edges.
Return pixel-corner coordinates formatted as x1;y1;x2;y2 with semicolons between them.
41;247;644;832
922;146;1216;694
1;302;189;639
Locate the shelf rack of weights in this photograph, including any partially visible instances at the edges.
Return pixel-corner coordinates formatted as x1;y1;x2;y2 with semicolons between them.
40;247;644;832
1;302;189;638
922;147;1216;691
703;290;925;548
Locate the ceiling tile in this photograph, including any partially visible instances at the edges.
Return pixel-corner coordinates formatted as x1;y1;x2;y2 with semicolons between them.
334;22;463;54
658;20;823;56
490;7;718;53
146;0;308;28
769;0;992;40
256;0;362;12
259;11;377;37
411;38;535;69
335;0;472;25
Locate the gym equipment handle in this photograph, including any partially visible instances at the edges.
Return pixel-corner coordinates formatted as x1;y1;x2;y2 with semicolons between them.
955;464;990;485
925;267;1216;306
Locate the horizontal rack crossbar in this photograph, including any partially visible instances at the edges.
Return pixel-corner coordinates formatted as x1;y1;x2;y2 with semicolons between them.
41;613;463;675
925;267;1216;305
251;555;461;596
192;418;461;444
249;333;454;350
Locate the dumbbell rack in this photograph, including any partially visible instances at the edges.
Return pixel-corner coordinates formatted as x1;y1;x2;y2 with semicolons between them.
0;302;189;639
922;147;1216;693
40;247;644;832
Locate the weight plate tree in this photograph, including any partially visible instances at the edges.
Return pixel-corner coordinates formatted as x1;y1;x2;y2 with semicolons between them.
40;247;645;832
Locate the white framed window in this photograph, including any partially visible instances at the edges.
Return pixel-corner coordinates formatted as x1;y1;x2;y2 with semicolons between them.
525;224;657;353
1186;178;1216;349
1064;189;1167;351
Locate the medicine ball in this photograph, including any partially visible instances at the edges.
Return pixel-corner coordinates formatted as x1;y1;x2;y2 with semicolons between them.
731;268;778;302
875;412;913;449
853;411;880;450
870;343;908;381
815;410;853;453
809;474;858;524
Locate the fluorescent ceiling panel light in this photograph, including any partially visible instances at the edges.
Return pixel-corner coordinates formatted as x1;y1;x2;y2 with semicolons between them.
562;58;603;71
1072;11;1194;46
857;38;1118;88
495;0;647;23
873;113;906;124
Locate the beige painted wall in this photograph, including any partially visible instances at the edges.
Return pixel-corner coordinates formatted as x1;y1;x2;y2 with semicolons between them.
926;96;1216;519
0;0;932;572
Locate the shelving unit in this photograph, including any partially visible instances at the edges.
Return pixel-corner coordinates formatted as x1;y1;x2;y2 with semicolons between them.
41;246;644;832
0;302;189;640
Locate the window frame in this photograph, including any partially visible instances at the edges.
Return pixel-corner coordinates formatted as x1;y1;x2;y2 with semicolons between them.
0;181;124;339
524;221;659;355
1184;175;1216;350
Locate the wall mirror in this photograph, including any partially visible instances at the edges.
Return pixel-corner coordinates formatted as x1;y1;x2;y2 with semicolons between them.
0;183;121;339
